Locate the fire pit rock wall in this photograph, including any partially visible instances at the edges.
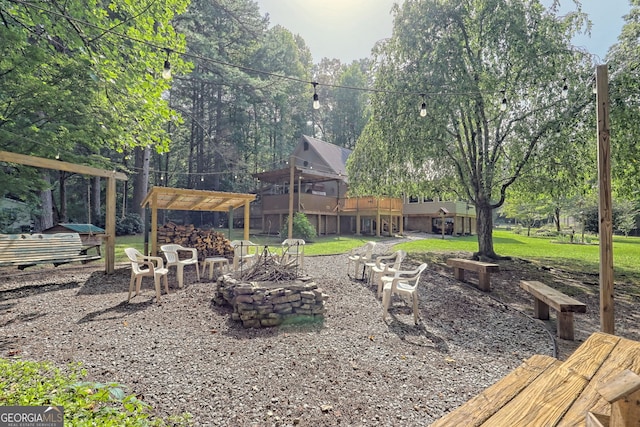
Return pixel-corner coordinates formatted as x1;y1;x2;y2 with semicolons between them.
214;275;329;328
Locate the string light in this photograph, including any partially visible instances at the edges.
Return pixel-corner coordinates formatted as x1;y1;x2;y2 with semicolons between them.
55;152;60;160
200;175;204;182
561;78;568;98
420;94;427;117
312;82;320;110
500;91;507;111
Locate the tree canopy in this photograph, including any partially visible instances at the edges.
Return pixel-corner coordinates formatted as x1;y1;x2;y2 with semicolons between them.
347;0;595;258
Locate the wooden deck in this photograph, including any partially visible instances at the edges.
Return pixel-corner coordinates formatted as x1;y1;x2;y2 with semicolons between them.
430;332;640;426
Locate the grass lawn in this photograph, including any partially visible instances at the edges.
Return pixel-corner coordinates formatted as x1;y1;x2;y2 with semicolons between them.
394;229;640;286
113;229;640;287
113;231;388;263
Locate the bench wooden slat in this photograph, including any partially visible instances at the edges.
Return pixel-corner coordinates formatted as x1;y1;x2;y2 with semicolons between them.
430;354;562;427
447;258;500;291
520;280;586;340
0;233;100;268
519;280;587;313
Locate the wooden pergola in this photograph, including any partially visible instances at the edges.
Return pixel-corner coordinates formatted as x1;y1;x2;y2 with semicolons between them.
141;186;256;256
0;150;127;274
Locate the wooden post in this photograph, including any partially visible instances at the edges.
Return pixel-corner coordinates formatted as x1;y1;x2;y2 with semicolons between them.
105;177;116;274
376;198;381;237
243;201;250;240
596;64;615;335
150;192;158;256
228;206;233;240
288;155;294;239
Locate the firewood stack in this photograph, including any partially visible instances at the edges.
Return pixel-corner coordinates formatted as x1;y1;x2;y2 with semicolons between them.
157;222;233;260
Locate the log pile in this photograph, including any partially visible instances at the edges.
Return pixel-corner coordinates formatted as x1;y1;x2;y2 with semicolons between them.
157;222;233;260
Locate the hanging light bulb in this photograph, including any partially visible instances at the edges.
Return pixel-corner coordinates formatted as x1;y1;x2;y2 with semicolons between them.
55;152;60;160
312;82;320;110
561;78;568;98
200;175;204;182
420;94;427;117
162;49;171;80
500;91;507;112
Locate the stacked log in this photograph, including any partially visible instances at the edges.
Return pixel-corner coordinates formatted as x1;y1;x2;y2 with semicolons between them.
157;222;233;260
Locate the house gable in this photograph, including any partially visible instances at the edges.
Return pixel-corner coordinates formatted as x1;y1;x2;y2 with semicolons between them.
292;135;351;179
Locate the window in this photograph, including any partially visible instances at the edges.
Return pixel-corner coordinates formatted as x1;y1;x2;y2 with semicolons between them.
408;196;419;203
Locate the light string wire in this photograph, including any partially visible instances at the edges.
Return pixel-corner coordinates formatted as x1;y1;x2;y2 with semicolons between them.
11;0;508;99
0;127;331;179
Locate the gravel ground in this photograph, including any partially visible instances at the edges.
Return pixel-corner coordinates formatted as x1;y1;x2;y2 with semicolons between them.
0;239;610;426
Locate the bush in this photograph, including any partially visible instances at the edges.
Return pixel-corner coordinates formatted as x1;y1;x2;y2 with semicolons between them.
280;212;317;241
0;358;191;426
116;213;143;236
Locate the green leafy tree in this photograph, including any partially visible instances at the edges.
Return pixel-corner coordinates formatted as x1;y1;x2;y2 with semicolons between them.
348;0;594;259
607;0;640;199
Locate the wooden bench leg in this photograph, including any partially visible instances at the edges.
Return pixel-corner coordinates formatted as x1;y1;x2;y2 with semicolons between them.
534;299;550;320
557;312;575;340
453;267;465;282
478;272;491;292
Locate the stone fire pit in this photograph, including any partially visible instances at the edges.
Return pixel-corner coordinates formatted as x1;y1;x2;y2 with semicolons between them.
214;274;329;328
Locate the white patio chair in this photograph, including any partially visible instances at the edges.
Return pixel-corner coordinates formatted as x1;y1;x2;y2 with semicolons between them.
280;238;305;272
125;247;169;304
372;250;407;298
347;241;376;280
381;263;428;324
160;244;200;288
230;240;259;271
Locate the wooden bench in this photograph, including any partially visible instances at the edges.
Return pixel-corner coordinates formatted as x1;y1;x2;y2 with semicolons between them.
519;280;586;340
0;233;101;270
446;258;500;291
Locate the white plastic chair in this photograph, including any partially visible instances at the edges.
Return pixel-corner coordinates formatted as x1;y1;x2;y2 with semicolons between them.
161;244;200;288
372;250;408;298
347;241;376;279
125;248;169;304
281;238;305;272
381;263;428;324
230;240;258;271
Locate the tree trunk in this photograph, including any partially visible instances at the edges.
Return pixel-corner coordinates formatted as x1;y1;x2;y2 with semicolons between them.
58;171;68;223
132;146;150;219
475;203;499;260
554;206;561;232
35;172;54;232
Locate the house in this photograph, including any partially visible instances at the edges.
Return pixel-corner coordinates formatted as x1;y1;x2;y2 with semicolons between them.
402;196;477;235
250;135;475;236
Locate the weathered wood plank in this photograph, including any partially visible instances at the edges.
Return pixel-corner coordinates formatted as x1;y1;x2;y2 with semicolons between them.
560;336;640;425
446;258;500;273
430;354;561;427
481;332;620;427
520;280;587;313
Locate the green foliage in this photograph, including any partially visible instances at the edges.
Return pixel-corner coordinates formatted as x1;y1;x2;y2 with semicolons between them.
116;213;144;236
280;213;317;241
349;0;594;258
0;358;191;426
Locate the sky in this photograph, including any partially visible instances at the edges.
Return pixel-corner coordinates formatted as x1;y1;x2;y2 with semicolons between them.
254;0;632;64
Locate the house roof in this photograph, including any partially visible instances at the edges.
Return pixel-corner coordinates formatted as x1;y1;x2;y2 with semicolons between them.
297;135;351;176
254;135;351;185
44;223;105;234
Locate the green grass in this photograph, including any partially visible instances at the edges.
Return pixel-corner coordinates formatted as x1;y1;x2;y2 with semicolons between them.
114;232;388;262
394;230;640;284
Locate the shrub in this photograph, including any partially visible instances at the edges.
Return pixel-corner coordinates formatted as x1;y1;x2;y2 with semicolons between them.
0;358;191;426
116;213;144;236
280;212;317;241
